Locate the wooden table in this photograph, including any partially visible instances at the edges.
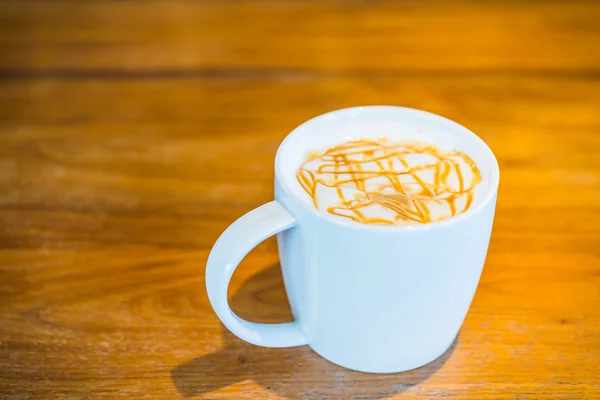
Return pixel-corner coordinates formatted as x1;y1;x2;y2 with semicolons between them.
1;1;599;399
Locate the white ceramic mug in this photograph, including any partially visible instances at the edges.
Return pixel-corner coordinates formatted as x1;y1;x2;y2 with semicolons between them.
206;106;499;373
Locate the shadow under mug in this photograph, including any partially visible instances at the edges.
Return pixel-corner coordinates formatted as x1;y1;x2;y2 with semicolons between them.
206;106;499;373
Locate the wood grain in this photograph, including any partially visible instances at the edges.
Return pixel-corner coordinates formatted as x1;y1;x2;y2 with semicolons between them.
1;0;600;72
1;1;599;399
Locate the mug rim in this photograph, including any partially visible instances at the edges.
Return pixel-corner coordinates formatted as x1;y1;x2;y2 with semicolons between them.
274;105;500;232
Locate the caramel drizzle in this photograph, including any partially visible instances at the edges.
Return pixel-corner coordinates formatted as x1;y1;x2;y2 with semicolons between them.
296;138;482;225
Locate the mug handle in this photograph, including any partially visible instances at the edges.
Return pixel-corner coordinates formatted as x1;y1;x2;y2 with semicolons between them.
206;201;307;348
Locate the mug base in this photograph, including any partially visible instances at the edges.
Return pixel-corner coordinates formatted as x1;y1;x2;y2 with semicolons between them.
308;337;456;374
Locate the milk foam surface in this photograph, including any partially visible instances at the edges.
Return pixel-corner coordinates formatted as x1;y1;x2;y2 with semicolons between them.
296;139;482;225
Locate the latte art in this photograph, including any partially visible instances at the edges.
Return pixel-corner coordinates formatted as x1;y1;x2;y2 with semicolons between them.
296;138;482;225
